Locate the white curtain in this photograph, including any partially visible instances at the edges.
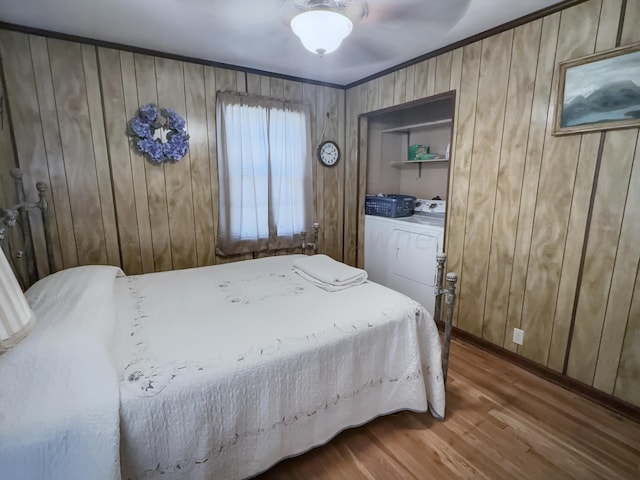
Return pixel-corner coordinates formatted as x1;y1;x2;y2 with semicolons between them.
216;92;313;256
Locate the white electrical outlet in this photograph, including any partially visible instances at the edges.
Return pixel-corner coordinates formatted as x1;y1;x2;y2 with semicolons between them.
513;328;524;345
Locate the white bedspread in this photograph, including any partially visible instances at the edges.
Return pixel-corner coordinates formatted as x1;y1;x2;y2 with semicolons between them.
0;265;124;480
0;255;445;480
114;255;444;480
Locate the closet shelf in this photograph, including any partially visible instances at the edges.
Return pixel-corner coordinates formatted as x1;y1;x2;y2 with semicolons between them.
391;158;449;167
381;119;452;134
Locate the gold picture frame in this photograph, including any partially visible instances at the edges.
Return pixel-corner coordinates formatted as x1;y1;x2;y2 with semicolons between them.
553;42;640;136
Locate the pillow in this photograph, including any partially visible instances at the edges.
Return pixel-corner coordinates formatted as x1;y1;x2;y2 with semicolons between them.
0;248;35;355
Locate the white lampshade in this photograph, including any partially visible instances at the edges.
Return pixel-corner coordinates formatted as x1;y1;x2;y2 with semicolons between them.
291;10;353;56
0;248;35;354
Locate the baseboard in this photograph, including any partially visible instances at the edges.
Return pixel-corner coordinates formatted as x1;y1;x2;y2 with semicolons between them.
439;322;640;423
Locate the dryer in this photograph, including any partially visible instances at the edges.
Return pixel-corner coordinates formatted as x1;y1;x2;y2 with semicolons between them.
364;200;445;317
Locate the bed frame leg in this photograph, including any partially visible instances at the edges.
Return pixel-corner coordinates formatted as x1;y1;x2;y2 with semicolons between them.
434;253;458;386
10;169;37;285
441;272;458;385
1;169;53;286
300;223;320;255
36;181;55;275
434;253;446;326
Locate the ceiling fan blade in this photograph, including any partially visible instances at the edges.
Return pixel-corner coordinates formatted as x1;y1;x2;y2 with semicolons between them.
347;36;397;64
365;0;470;27
197;0;292;26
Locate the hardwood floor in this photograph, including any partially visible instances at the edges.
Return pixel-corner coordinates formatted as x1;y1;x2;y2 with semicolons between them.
256;337;640;479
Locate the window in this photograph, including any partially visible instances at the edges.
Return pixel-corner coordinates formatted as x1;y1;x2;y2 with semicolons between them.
216;92;313;256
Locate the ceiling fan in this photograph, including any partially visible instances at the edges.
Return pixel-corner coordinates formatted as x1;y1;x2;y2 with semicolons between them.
289;0;469;62
207;0;470;65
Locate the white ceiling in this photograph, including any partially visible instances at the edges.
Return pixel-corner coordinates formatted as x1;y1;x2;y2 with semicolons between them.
0;0;564;86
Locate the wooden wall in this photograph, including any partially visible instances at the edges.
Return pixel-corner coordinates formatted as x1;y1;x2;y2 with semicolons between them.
0;61;17;208
0;30;345;276
345;0;640;407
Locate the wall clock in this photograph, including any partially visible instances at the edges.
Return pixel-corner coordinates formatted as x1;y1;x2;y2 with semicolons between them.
317;140;340;167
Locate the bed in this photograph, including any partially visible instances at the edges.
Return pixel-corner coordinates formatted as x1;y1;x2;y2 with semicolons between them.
0;169;457;480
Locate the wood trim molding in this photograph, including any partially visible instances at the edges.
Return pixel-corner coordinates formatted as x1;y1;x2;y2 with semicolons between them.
439;323;640;423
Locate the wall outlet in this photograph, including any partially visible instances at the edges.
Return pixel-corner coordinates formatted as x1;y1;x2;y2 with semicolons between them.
513;328;524;345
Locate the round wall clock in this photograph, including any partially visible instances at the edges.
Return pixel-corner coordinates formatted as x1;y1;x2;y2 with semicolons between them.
317;140;340;167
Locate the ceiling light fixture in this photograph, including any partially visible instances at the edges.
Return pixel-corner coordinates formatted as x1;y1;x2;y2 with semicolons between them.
291;3;353;56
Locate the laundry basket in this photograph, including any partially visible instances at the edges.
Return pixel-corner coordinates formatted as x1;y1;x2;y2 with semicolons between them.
365;194;416;218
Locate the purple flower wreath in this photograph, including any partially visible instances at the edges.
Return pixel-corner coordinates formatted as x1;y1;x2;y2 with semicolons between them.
127;104;190;164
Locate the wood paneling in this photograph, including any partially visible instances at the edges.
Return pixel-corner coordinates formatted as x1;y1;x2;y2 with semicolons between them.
135;53;173;272
519;0;601;365
503;12;561;354
412;59;429;100
303;83;320;236
596;0;624;49
404;64;416;103
547;0;624;372
343;83;362;267
82;45;120;267
157;58;198;270
29;36;77;271
434;51;452;95
356;112;368;269
120;51;155;273
609;0;640;406
99;47;143;274
48;39;109;266
0;61;17;208
393;69;407;106
594;133;640;394
546;131;601;368
313;86;325;255
615;249;640;404
184;63;215;267
457;30;513;337
620;0;640;44
2;30;345;278
377;73;395;110
483;21;541;346
364;77;379;113
246;73;261;95
444;42;482;328
445;48;463;268
344;0;640;407
270;76;284;99
203;66;219;262
1;32;122;276
568;129;639;384
321;88;344;261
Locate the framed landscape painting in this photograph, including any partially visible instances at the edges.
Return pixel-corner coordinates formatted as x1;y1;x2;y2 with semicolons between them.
553;42;640;135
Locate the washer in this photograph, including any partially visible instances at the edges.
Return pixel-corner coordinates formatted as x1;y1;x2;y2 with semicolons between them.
364;200;445;317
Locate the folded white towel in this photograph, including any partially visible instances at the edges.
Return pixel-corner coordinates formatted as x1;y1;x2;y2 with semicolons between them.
292;254;368;292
